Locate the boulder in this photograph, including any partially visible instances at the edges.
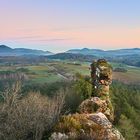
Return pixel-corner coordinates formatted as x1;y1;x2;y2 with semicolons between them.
50;112;124;140
79;97;114;122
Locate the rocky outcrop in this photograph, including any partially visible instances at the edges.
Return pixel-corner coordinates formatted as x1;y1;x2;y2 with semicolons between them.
49;112;124;140
79;97;114;122
49;59;124;140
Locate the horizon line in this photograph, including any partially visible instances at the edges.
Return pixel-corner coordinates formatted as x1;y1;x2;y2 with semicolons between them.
0;44;140;53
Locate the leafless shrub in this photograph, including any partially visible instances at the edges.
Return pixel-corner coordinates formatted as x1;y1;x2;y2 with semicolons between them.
0;82;65;140
0;72;28;81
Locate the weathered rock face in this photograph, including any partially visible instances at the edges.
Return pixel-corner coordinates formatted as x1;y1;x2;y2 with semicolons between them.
79;97;107;114
79;97;114;122
90;59;114;122
86;113;124;140
49;113;124;140
49;133;68;140
88;112;112;129
49;59;124;140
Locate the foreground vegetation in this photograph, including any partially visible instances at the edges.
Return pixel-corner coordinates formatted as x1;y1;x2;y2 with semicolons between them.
0;59;140;140
0;76;139;140
0;82;65;140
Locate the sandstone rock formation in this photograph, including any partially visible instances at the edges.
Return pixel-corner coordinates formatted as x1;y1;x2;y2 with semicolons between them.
90;59;114;121
49;59;124;140
79;97;113;122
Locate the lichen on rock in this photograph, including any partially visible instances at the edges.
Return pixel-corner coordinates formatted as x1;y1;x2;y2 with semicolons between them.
50;112;124;140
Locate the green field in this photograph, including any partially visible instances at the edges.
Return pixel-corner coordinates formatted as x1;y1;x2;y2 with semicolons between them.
0;60;140;84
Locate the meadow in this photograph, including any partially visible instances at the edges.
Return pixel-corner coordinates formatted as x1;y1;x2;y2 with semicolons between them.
0;60;140;85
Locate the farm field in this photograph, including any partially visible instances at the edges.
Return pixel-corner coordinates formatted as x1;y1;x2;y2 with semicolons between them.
0;60;140;84
111;62;140;84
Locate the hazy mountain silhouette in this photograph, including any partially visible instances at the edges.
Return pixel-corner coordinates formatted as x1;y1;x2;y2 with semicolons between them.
66;48;140;56
1;45;140;57
0;45;53;56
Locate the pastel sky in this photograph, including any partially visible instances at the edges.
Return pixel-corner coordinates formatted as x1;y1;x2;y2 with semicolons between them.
0;0;140;52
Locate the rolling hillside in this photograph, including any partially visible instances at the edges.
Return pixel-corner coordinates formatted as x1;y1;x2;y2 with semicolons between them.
0;45;53;56
66;48;140;56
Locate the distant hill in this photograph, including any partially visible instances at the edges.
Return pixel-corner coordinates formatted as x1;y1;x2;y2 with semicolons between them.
0;45;53;56
47;53;97;61
66;48;104;56
49;49;140;67
66;48;140;56
0;45;13;52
